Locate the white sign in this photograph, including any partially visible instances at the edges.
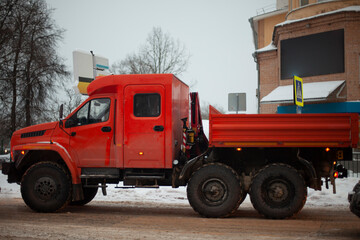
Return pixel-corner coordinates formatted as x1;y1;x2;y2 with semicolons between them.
73;50;111;95
228;93;246;113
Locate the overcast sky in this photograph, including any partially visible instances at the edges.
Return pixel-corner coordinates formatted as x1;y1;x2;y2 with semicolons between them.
46;0;277;113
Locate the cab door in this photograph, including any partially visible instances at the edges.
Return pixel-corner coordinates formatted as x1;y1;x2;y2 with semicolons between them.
66;97;114;167
124;85;165;168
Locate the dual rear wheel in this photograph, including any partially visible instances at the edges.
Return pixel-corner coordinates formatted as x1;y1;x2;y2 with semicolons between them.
249;164;307;219
187;163;307;219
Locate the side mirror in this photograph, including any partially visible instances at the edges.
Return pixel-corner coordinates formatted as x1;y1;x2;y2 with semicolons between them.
59;104;64;120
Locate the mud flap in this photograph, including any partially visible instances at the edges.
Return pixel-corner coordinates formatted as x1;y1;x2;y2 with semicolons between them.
72;183;84;201
179;149;210;181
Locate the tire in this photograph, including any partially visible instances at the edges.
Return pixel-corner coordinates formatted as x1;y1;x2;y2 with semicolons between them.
187;163;244;218
249;163;307;219
350;182;360;217
21;162;72;213
352;182;360;194
70;187;98;206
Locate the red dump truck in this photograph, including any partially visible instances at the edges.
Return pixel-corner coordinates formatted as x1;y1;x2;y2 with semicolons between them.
2;74;359;219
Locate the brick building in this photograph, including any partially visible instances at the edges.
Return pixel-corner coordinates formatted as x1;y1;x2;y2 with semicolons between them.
250;0;360;113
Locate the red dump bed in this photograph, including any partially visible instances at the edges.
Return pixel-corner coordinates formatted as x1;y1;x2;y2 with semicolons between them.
209;106;359;148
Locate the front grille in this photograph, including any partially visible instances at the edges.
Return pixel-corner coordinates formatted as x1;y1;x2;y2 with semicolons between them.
21;130;46;138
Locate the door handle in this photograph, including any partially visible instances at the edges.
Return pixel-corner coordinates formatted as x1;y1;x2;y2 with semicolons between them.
101;126;112;132
153;125;164;132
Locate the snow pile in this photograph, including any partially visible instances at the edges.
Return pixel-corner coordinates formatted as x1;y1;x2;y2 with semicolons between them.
95;185;189;206
261;80;345;103
0;170;21;199
202;119;209;136
306;177;359;207
255;42;277;53
0;154;10;162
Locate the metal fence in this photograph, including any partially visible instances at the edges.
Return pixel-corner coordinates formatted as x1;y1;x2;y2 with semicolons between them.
338;152;360;178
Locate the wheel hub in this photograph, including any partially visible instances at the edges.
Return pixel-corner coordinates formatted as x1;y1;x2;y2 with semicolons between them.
34;177;57;200
268;182;289;203
202;178;227;205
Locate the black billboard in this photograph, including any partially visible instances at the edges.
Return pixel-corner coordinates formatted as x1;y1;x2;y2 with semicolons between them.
281;29;344;80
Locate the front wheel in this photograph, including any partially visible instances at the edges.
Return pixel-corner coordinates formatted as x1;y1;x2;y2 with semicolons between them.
187;163;244;218
249;164;307;219
21;162;72;212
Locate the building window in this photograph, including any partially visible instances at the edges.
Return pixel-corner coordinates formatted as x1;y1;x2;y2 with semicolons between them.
300;0;309;7
280;29;344;79
134;93;161;117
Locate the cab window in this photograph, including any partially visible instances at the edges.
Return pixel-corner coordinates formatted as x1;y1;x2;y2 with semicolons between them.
134;93;160;117
67;98;110;127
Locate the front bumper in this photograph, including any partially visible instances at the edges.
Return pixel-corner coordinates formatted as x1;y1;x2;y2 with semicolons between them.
1;162;20;183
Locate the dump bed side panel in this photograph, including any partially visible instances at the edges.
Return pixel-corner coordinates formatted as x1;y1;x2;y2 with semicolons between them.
209;106;359;148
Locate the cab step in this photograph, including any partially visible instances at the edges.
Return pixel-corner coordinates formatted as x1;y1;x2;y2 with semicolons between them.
123;170;165;188
124;170;165;180
80;168;120;179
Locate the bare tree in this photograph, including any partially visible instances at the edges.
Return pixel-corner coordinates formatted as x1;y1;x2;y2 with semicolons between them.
44;78;83;123
112;27;190;76
60;79;83;117
20;0;68;126
200;101;225;120
0;0;68;140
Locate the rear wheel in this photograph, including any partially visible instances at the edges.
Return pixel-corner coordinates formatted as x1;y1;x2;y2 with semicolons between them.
71;187;98;206
21;162;72;212
187;163;244;218
249;163;307;219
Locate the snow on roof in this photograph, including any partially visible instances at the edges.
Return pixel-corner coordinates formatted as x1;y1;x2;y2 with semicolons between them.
255;42;277;53
261;80;345;103
276;6;360;27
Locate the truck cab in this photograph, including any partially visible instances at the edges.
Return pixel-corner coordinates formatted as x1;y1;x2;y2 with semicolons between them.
5;74;191;211
60;74;189;170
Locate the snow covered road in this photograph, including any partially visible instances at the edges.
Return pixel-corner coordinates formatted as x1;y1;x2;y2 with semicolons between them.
0;192;359;240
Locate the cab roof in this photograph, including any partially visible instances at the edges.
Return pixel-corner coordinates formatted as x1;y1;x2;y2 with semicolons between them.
87;74;185;96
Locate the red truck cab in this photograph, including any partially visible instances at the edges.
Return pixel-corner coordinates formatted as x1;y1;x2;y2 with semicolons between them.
59;74;189;170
